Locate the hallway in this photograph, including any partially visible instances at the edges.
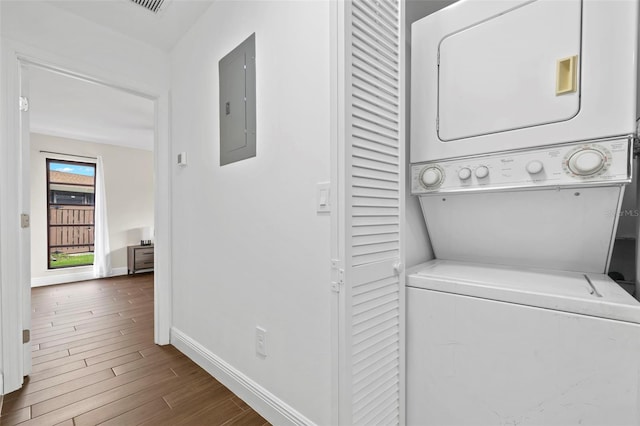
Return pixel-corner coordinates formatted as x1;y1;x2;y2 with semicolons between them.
0;274;268;425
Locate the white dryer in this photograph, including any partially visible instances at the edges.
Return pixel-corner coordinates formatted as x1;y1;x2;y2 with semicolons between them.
411;0;639;163
407;259;640;425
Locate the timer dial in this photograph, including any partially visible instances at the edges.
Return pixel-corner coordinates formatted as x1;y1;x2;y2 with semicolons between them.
420;166;444;188
567;148;606;176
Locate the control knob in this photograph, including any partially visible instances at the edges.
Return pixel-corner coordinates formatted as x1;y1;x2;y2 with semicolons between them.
458;167;472;181
420;166;443;188
567;148;606;176
475;165;489;179
526;160;544;175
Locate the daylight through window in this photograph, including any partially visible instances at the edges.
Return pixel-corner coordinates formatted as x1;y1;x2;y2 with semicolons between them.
47;159;96;269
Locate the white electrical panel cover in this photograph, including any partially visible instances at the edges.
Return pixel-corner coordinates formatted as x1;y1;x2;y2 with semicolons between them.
219;33;256;166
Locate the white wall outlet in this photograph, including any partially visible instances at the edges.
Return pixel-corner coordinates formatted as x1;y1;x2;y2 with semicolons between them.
255;326;267;357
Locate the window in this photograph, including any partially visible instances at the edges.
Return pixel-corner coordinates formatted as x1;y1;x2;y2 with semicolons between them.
47;159;96;269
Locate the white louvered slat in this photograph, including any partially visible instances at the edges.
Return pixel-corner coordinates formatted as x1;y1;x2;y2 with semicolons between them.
353;144;398;161
353;155;399;173
353;103;398;128
353;73;399;102
353;305;399;334
353;1;398;39
353;81;398;110
354;376;399;420
353;352;399;387
352;207;398;220
353;224;398;234
352;169;398;186
353;178;399;189
352;62;398;94
352;46;398;78
352;175;398;189
353;339;399;379
352;217;399;229
352;18;398;58
352;122;398;144
339;0;403;424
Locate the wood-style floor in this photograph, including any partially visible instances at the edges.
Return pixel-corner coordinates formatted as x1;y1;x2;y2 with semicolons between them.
0;273;269;426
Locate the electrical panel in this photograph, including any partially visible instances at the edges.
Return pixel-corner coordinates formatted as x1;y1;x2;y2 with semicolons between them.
219;33;256;166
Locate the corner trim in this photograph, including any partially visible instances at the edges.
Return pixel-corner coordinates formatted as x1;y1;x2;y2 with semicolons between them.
170;327;315;426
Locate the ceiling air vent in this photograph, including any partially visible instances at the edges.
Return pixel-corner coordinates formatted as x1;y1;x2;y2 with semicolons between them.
129;0;170;14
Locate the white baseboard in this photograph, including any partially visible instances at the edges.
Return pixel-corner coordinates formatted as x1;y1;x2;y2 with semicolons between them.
171;327;315;426
31;267;128;287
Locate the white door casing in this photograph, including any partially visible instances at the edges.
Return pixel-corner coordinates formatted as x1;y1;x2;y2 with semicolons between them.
19;62;32;377
1;44;27;394
335;0;405;424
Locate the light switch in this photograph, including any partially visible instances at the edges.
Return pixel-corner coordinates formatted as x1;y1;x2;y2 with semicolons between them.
317;182;330;213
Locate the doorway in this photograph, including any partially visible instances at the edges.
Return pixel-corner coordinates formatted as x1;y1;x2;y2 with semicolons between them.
1;55;172;394
26;64;155;288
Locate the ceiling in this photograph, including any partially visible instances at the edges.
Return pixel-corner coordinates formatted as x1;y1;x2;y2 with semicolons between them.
28;0;215;151
29;66;156;151
47;0;215;52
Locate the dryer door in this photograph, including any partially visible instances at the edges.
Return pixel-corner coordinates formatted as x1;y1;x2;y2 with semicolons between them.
410;0;639;162
438;0;581;142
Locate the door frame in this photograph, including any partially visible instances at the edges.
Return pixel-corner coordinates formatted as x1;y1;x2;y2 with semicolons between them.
0;41;173;394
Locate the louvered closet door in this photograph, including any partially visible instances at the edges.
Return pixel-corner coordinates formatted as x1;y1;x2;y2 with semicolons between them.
338;0;404;424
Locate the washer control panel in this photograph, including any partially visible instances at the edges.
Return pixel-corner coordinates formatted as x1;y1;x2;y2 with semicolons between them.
411;138;631;194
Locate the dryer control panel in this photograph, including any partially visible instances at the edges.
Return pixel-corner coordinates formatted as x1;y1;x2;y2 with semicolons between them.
411;138;632;194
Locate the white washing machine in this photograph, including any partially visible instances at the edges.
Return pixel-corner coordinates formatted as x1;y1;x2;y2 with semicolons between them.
407;259;640;425
406;138;640;424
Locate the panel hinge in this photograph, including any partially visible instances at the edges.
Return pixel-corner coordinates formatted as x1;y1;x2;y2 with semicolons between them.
23;329;30;344
437;50;440;66
436;117;439;132
331;259;344;293
19;96;29;112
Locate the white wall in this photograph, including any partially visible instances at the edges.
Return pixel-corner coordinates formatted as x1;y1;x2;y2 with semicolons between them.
170;1;332;424
29;133;154;285
0;0;170;393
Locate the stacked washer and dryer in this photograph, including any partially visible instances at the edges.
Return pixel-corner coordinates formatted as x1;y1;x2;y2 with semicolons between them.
408;0;640;424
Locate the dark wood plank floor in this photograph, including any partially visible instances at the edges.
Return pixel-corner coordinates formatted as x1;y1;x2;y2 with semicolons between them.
0;273;269;426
